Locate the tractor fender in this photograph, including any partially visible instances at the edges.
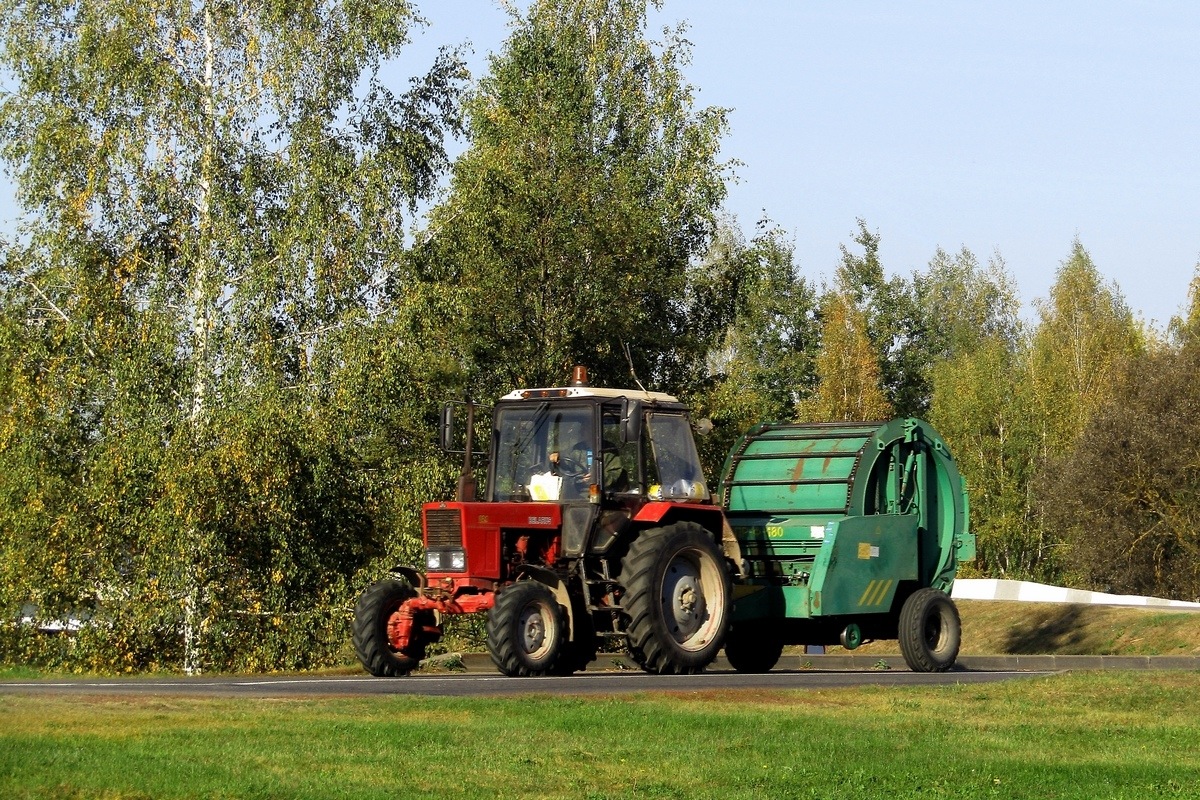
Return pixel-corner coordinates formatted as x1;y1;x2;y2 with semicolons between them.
633;503;733;562
512;564;576;641
633;501;726;530
388;565;426;590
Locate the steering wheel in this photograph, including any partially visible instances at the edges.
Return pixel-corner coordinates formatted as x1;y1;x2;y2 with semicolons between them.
555;452;589;479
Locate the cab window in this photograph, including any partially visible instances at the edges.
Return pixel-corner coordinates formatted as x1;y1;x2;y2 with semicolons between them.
645;413;709;501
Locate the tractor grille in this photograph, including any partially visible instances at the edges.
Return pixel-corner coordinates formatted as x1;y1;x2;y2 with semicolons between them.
424;508;464;549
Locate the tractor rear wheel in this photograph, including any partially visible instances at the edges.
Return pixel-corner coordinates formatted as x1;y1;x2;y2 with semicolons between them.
622;522;731;674
487;581;568;676
353;579;422;677
723;623;785;673
898;588;961;672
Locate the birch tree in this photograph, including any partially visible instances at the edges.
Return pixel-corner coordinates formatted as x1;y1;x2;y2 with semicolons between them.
1029;239;1143;456
421;0;731;396
0;0;464;671
801;290;892;423
831;220;925;415
696;221;819;472
922;250;1043;577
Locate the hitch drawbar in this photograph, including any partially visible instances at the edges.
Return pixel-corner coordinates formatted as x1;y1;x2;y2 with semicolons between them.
388;591;495;655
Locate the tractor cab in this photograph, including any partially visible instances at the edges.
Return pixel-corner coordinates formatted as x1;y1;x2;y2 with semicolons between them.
488;374;709;507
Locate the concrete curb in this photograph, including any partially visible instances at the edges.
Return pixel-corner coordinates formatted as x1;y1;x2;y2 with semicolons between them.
953;579;1200;609
425;651;1200;674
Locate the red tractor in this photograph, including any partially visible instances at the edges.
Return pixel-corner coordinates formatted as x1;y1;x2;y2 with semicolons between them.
352;367;736;676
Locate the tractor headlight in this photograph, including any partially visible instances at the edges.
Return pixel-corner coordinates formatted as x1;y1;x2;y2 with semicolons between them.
425;550;466;572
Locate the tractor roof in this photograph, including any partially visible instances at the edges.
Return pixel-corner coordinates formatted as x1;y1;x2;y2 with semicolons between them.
499;385;682;404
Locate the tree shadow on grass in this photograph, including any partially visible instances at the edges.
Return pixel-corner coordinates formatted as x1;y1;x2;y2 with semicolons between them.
1003;604;1088;654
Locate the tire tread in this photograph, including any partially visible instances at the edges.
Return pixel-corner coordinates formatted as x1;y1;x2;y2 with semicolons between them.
353;579;420;677
898;587;961;673
621;522;731;675
487;582;568;677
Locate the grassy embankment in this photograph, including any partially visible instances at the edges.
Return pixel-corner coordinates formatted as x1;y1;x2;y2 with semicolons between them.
3;672;1199;799
826;600;1200;656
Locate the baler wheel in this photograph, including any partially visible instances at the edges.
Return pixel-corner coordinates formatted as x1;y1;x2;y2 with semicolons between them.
353;579;421;677
898;587;961;672
487;580;568;676
622;522;732;675
723;623;784;673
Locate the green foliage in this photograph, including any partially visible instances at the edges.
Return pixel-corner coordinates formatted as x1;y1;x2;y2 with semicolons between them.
921;250;1048;578
926;241;1158;584
1006;240;1145;580
929;337;1045;578
1043;344;1200;600
0;0;1193;673
829;220;925;415
422;0;732;397
0;0;465;672
915;246;1021;365
694;220;819;473
1029;239;1143;455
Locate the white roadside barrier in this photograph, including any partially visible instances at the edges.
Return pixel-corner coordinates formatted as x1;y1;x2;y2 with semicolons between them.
953;578;1200;609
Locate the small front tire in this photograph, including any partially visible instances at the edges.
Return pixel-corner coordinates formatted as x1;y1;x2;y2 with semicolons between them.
487;581;568;676
353;579;422;677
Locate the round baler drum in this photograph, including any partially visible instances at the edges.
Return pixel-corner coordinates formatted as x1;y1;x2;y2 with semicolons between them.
898;587;961;672
487;580;569;677
353;578;422;677
622;522;732;674
718;418;971;593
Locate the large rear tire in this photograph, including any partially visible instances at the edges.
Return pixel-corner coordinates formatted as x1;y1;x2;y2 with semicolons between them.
723;623;785;673
353;579;422;677
487;581;568;677
622;522;731;675
898;588;961;672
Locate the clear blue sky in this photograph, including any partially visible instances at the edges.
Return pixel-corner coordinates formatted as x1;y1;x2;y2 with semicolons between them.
387;0;1200;329
4;1;1197;329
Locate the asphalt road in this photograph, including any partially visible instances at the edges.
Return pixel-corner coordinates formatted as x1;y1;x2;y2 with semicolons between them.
0;668;1049;698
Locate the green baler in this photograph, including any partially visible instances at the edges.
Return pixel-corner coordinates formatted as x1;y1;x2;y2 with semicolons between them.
718;418;975;672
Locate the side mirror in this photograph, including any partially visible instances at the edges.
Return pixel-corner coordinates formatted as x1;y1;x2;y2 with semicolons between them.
440;403;455;453
692;418;714;436
621;398;643;444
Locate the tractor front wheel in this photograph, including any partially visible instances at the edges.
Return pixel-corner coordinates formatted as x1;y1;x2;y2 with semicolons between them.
622;522;732;674
487;581;568;676
353;579;422;677
898;588;961;672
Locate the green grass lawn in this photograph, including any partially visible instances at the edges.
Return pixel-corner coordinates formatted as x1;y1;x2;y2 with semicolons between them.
3;672;1199;799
